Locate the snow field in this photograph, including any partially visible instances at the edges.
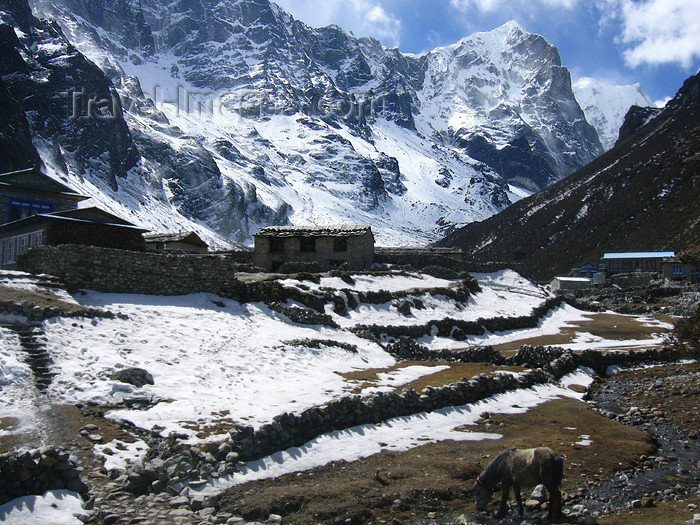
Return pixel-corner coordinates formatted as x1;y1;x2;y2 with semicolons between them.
0;326;38;439
41;292;396;443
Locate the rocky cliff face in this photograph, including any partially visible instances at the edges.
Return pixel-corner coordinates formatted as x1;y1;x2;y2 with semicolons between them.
437;72;700;281
2;0;616;245
0;0;138;188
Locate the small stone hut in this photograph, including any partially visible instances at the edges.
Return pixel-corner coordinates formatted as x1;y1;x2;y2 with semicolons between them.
144;231;209;253
254;225;374;271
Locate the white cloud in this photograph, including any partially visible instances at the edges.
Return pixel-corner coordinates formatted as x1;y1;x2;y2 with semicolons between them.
273;0;401;47
612;0;700;68
654;97;671;108
449;0;579;13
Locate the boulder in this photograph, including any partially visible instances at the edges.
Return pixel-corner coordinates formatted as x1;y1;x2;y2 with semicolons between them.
111;367;154;387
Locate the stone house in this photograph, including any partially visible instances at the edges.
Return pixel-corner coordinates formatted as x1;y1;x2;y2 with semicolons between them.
602;252;675;275
550;276;593;292
661;257;698;282
0;207;147;268
0;169;146;268
144;231;209;253
254;225;374;271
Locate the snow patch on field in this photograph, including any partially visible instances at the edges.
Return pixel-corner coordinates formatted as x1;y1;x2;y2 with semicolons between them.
0;326;37;439
199;375;590;493
0;490;86;525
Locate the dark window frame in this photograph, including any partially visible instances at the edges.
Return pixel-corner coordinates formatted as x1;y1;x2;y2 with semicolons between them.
333;237;348;252
269;237;284;253
672;264;685;275
299;237;316;253
8;198;54;222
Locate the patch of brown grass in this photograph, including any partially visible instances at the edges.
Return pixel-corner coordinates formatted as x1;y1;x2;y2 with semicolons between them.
338;361;528;395
218;397;655;524
490;312;673;354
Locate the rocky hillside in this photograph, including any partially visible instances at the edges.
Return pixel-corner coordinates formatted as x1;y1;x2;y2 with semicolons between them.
0;0;638;245
437;72;700;281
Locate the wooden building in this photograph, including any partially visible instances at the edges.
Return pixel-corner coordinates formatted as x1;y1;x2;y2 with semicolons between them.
254;225;374;271
0;169;146;267
144;232;209;253
602;252;675;275
0;167;88;221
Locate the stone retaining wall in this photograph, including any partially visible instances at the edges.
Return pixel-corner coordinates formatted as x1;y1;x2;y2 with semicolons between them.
0;448;88;505
354;296;564;340
16;245;254;298
374;247;516;273
121;344;695;504
0;300;116;322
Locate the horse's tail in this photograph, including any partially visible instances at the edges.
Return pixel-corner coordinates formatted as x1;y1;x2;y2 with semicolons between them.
552;454;563;488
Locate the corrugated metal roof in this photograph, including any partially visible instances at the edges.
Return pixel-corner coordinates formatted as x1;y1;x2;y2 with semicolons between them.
255;225;372;238
602;252;675;259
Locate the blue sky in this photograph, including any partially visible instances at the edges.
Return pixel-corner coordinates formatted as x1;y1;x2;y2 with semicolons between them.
274;0;700;105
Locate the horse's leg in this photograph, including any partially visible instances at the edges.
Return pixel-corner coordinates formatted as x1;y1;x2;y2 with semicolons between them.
553;488;562;521
495;484;510;519
513;483;523;515
548;485;562;521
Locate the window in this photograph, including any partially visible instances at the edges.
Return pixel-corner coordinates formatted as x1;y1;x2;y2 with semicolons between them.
269;238;284;253
623;261;633;268
333;237;347;252
646;260;657;269
672;264;685;276
1;230;45;265
299;237;316;253
30;231;42;248
8;199;53;222
1;239;14;264
609;261;619;270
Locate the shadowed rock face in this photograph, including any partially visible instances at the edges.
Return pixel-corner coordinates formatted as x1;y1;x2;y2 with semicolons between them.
0;0;139;189
437;72;700;281
0;76;41;173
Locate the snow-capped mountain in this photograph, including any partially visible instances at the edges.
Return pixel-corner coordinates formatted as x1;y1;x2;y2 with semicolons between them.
439;72;700;280
573;77;653;150
3;0;607;245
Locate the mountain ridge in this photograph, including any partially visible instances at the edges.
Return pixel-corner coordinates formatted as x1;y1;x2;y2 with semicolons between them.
1;0;650;246
437;72;700;281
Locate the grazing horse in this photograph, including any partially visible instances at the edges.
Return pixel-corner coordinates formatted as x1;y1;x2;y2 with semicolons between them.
473;447;563;520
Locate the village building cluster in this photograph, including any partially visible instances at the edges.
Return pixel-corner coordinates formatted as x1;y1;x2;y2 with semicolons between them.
0;168;697;283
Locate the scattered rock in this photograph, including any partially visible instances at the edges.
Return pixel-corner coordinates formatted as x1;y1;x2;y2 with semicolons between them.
111;367;154;387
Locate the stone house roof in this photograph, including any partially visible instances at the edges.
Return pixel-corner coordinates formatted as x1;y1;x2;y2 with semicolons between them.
143;231;208;247
255;225;373;238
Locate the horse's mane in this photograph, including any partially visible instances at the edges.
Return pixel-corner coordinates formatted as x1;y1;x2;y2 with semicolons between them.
478;447;517;489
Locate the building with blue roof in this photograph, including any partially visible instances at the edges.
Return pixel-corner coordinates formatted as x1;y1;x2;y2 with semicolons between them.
602;251;675;275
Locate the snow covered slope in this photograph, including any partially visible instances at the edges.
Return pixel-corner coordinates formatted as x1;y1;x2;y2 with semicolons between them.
574;77;653;150
3;0;616;245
